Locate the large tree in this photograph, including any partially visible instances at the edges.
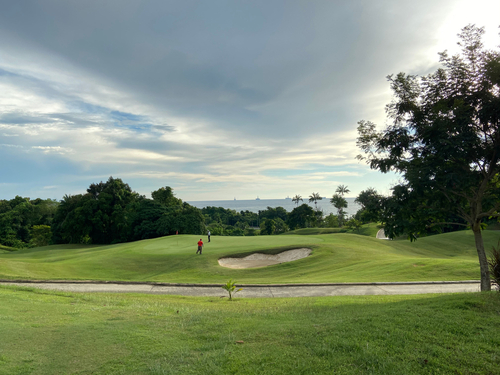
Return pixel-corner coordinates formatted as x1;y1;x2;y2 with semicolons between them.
357;25;500;291
354;188;384;223
287;204;316;229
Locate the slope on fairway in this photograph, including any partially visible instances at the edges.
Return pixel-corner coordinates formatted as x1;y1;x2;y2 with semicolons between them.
0;230;497;283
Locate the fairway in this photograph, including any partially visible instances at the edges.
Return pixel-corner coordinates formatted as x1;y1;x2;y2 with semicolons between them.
1;230;498;284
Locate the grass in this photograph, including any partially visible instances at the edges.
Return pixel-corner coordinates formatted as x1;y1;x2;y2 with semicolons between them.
1;230;500;283
0;244;15;253
348;222;381;237
285;228;347;235
0;285;499;374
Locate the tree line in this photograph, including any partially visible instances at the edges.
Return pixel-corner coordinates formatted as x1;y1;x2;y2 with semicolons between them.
0;177;206;248
1;177;382;248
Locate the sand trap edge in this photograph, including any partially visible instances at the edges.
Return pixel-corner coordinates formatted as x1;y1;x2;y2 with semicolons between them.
218;248;312;269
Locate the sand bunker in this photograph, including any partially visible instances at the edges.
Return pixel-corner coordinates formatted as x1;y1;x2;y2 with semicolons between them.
218;248;312;269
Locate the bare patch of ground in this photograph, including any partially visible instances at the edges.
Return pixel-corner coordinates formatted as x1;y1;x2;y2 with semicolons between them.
218;248;312;269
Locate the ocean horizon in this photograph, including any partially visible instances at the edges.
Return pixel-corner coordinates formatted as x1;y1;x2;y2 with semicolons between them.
187;198;361;217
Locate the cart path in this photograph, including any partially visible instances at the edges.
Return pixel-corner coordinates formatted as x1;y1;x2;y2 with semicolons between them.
376;229;390;239
0;280;487;298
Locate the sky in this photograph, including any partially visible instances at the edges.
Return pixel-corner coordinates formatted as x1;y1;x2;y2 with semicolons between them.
0;0;499;201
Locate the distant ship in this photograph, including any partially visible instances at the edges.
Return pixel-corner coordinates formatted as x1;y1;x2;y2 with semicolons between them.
234;197;236;200
285;196;291;200
256;196;260;200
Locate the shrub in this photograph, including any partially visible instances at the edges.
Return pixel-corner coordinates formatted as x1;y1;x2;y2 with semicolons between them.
221;280;243;300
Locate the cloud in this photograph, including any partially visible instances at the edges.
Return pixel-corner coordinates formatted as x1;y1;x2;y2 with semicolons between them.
0;0;498;200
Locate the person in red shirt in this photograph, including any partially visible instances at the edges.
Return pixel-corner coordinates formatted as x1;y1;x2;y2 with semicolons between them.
196;239;204;254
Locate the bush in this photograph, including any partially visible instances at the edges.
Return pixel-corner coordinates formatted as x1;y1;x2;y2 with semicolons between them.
345;218;363;232
244;228;258;236
322;213;339;228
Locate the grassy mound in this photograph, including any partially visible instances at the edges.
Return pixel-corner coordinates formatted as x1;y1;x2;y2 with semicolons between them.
1;230;499;283
0;285;499;374
0;244;16;253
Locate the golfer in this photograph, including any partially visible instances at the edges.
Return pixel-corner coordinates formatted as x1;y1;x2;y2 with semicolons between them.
207;230;211;242
196;239;204;254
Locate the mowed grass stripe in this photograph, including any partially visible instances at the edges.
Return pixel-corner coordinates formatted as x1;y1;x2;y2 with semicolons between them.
0;230;498;283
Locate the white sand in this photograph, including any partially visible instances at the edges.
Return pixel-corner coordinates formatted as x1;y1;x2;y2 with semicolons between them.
218;248;312;269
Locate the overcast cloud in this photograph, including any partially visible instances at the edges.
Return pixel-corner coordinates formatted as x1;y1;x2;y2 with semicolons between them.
0;0;499;201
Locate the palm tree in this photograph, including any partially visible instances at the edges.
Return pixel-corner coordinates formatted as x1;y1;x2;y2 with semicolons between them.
330;193;348;227
308;192;322;210
292;194;303;207
335;185;350;196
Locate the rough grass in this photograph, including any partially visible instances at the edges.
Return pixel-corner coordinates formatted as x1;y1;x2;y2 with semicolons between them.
1;230;499;284
0;285;499;375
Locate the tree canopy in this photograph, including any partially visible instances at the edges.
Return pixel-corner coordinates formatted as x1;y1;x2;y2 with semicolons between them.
357;25;500;291
51;177;205;244
354;188;384;223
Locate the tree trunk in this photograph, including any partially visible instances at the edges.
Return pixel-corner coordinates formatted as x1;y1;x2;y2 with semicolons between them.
472;224;491;292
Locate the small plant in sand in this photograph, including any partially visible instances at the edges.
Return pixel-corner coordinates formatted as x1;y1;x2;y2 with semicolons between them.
488;242;500;292
222;279;243;300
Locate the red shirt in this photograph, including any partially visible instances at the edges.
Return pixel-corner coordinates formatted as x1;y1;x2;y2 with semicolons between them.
197;240;203;246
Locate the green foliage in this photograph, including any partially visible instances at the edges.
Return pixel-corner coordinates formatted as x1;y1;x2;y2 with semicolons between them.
151;186;182;207
292;194;303;206
0;197;58;248
244;228;258;236
202;206;289;236
202;207;259;228
287;203;315;229
273;217;289;234
330;193;347;226
221;279;243;300
260;218;276;235
322;213;339;228
488;242;500;291
345;218;363;232
308;192;322;211
355;188;384;223
330;185;350;227
259;206;288;222
30;225;52;247
52;179;205;244
52;177;137;244
335;185;350;195
356;25;500;291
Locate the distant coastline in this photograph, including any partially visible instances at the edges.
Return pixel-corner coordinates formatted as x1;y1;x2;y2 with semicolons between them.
187;198;361;216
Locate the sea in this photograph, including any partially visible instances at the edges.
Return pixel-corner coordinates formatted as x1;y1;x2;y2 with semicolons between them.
187;198;361;217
